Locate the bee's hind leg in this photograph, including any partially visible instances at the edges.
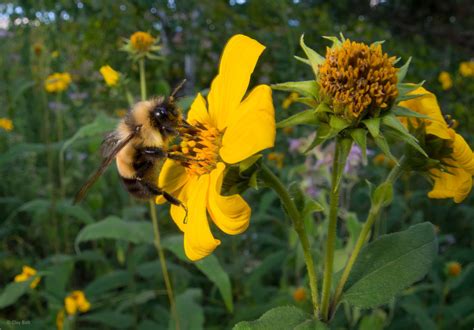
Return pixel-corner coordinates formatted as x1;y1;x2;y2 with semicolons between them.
162;191;188;224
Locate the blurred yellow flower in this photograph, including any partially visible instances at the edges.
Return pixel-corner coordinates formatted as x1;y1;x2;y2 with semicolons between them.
0;118;13;131
14;265;40;288
114;109;128;117
459;61;474;77
293;287;307;302
157;34;275;261
400;87;474;203
44;72;72;93
56;309;64;330
373;153;396;168
100;65;120;87
438;71;453;90
130;31;155;52
65;290;91;315
268;152;284;169
282;92;299;110
51;50;60;58
282;126;294;135
446;261;462;277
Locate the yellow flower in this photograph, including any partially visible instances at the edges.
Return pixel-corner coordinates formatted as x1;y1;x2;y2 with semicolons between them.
130;31;155;52
56;309;65;330
64;290;91;316
373;153;396;168
51;50;60;58
157;34;275;261
446;261;462;277
319;39;398;120
459;61;474;77
0;118;13;131
44;72;72;93
438;71;453;90
268;152;284;169
14;265;41;289
282;92;299;110
100;65;120;87
293;287;307;302
400;87;474;203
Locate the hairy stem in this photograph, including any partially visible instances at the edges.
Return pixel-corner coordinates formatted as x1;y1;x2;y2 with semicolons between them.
260;163;320;318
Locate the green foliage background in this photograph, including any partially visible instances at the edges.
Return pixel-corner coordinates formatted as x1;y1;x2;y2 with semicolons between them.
0;0;473;329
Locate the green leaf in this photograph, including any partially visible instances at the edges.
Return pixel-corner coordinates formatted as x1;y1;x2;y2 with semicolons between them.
75;216;153;250
85;271;131;297
272;80;319;98
302;198;324;219
62;113;118;152
163;235;233;312
358;309;387;330
382;114;427;157
362;118;381;137
350;129;368;164
81;311;135;329
276;110;317;128
300;34;325;76
343;222;438;308
372;182;393;207
397;57;411;82
170;289;204;330
294;319;328;330
392;105;431;119
373;135;397;163
233;306;309;330
0;280;31;309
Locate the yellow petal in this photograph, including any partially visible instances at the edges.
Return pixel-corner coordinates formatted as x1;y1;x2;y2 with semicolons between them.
183;174;221;261
399;87;451;140
170;176;198;232
156;159;189;204
207;34;265;130
187;93;210;125
220;85;275;164
428;167;473;203
452;133;474;174
65;296;77;315
207;163;251;235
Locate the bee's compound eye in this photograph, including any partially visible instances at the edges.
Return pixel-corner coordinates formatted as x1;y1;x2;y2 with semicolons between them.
153;106;168;120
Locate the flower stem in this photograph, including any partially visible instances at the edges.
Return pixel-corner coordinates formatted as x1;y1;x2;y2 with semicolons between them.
139;58;147;101
260;163;320;318
149;201;180;330
320;138;344;321
330;157;405;314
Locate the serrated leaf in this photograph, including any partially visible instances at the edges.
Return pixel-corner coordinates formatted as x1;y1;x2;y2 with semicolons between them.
75;216;154;251
343;222;437;308
350;129;368;164
397;57;411;82
162;235;233;312
0;280;32;309
170;289;204;330
392;105;431;119
233;306;309;330
300;34;325;76
277;110;317;128
272;80;319;98
362;118;381;137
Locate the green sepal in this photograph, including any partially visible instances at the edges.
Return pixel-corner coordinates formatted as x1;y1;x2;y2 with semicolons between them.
397;57;412;82
350;128;368;164
330;116;352;132
362;118;381;137
382;114;428;157
239;154;262;174
276;109;318;128
300;34;325;76
294;55;311;65
396;93;424;103
373;134;397;163
371;40;385;46
272;80;319;98
392;105;431;119
315;102;332;114
397;81;424;97
372;182;394;208
296;96;319;108
304;124;337;152
322;35;342;48
248;171;259;189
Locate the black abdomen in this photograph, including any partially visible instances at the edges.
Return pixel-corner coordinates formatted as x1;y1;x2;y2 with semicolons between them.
121;177;161;199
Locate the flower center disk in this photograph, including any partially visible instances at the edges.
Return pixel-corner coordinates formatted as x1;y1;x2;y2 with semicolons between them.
173;122;221;175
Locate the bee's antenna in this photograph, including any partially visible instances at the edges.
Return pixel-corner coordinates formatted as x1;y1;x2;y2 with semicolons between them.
170;79;187;99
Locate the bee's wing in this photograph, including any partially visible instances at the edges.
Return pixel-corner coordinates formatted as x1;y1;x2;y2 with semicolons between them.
73;131;137;204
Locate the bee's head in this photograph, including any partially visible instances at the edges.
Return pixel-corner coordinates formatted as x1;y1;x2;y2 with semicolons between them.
150;100;182;138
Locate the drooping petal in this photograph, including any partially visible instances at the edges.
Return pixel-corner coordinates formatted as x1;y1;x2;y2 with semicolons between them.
207;34;265;130
183;174;221;261
452;133;474;174
220;85;275;164
170;176;198;232
187;93;210;125
428;167;473;203
207;163;251;235
156;159;189;204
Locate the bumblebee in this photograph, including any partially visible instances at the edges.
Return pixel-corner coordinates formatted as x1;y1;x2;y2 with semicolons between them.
74;80;190;211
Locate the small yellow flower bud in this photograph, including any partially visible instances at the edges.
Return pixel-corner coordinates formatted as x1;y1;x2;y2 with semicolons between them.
438;71;453;90
130;31;155;52
293;287;307;302
446;261;462;277
100;65;120;87
0;118;14;132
